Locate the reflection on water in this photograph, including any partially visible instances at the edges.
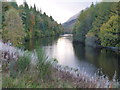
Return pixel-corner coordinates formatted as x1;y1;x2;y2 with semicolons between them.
45;37;80;67
53;37;76;65
25;34;120;80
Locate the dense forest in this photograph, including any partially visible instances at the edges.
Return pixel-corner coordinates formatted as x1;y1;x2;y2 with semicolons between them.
73;2;120;48
1;1;64;46
1;1;120;88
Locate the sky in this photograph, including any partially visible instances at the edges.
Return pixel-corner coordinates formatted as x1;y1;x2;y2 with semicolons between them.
15;0;102;23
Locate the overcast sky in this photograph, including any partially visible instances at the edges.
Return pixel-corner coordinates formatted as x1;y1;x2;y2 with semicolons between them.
15;0;102;23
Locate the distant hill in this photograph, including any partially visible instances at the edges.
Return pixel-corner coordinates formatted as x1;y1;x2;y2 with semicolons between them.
62;12;80;33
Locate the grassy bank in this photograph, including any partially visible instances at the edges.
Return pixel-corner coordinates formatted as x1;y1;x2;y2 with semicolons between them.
1;41;120;88
2;46;72;88
3;66;72;88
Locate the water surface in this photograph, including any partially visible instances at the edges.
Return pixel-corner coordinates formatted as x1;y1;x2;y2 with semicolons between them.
25;34;120;80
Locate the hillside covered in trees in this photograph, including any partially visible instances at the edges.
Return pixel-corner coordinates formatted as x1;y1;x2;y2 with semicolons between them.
1;1;64;46
73;2;120;48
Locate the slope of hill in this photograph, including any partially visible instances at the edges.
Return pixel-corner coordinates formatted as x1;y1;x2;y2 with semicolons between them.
73;2;120;48
62;12;80;33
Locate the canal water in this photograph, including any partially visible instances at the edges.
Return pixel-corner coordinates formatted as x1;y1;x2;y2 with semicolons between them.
25;34;120;80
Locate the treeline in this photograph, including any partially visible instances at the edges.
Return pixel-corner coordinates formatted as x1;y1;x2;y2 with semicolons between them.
2;1;64;46
73;2;120;47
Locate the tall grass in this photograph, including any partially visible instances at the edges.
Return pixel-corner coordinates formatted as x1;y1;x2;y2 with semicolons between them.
17;53;31;73
9;53;31;78
36;47;51;80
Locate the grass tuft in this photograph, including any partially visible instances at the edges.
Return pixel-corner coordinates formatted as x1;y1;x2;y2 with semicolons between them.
36;48;51;80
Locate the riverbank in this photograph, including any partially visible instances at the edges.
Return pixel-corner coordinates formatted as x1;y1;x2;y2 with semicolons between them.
0;41;120;88
73;40;120;54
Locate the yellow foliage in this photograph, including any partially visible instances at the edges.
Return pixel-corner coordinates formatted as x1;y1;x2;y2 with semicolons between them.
3;8;25;46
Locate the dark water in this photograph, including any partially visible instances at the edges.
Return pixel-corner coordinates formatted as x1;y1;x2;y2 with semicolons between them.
25;34;120;80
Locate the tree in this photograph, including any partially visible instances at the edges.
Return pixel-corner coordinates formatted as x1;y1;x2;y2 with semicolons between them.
22;1;30;31
90;2;113;36
99;15;120;47
73;2;119;48
10;0;18;9
34;4;36;12
73;3;95;42
29;11;35;38
2;1;10;25
2;0;64;42
3;8;25;46
50;16;54;21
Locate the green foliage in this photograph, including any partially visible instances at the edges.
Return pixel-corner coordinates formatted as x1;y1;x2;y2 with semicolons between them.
2;1;64;46
8;53;31;78
2;8;25;46
9;2;18;9
36;48;51;79
9;61;18;78
2;70;72;88
99;15;120;47
18;1;64;39
17;53;31;73
2;2;10;28
89;2;114;38
73;4;96;42
2;49;72;88
73;2;119;47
